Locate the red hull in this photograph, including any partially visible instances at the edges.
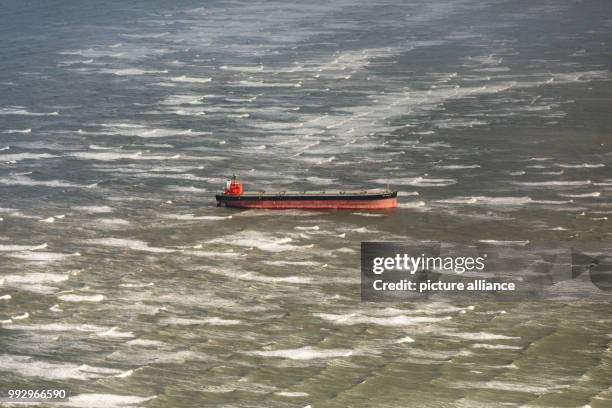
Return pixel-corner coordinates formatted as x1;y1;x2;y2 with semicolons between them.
223;197;397;209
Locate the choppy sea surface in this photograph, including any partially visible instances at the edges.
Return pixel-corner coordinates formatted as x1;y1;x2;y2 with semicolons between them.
1;0;611;407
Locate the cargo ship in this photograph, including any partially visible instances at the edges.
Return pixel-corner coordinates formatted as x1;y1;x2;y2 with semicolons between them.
216;176;397;209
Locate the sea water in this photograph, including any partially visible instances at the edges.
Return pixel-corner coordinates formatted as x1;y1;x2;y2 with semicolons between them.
0;0;611;407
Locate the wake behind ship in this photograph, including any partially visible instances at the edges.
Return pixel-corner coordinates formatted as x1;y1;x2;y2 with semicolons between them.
216;176;398;209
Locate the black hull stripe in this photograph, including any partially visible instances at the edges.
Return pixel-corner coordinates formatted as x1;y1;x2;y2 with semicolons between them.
216;192;397;201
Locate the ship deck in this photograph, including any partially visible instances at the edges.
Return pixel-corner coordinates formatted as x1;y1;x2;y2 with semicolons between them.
221;189;395;197
215;189;397;208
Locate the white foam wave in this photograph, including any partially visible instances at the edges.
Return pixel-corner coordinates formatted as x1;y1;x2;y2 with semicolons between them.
435;164;481;170
3;272;68;293
2;323;108;333
556;163;605;168
305;176;336;185
450;380;566;394
119;282;154;288
123;31;170;38
472;343;522;350
398;201;427;209
85;123;205;139
0;175;92;188
161;214;232;221
0;355;132;381
275;391;309;397
58;294;105;303
165;185;208;193
72;151;177;161
264;260;321;267
127;338;165;347
441;331;520;340
0;243;47;252
97;326;134;338
160;317;241;326
160;94;204;106
315;312;450;327
60;58;95;65
0;107;58;116
208;267;313;284
2;128;31;134
438;196;571;206
208;231;307;252
87;238;176;253
92;218;132;228
248;346;354;360
185;249;241;258
235;80;301;88
436;196;533;205
170;75;212;83
511;180;591;187
220;64;264;72
478;240;530;246
64;394;155;408
105;68;168;76
345;226;376;233
89;144;114;150
7;251;79;263
115;369;133;378
1;153;56;162
73;205;114;213
374;177;456;187
559;192;601;198
234;271;313;284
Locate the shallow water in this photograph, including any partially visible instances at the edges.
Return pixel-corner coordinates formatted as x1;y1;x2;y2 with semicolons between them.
1;0;611;407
